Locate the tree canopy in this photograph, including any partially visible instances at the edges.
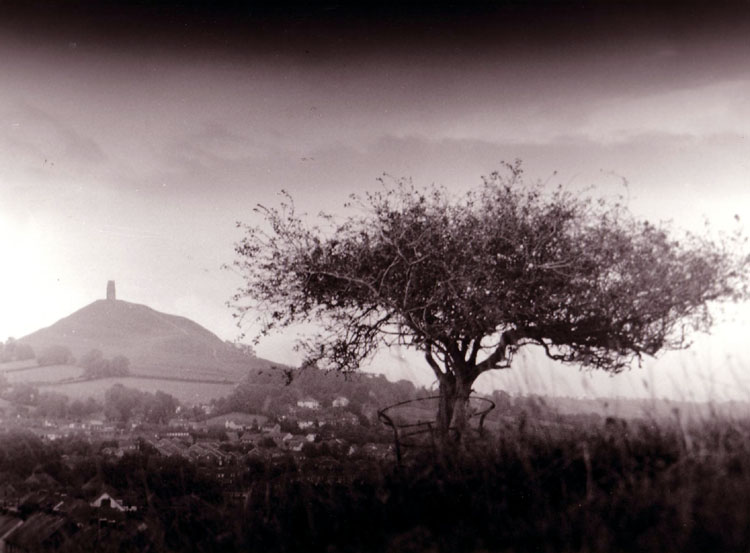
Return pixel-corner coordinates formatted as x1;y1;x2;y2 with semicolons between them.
230;163;749;439
37;344;74;366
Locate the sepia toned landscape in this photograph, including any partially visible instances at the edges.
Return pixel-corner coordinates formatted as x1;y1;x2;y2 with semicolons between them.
3;1;750;552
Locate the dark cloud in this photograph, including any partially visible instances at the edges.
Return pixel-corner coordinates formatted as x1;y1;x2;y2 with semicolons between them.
3;0;750;65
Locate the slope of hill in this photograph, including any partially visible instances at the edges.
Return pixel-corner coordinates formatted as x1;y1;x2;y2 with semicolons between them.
19;299;274;382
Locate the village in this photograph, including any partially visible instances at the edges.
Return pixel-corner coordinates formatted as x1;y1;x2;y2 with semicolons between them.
0;391;396;552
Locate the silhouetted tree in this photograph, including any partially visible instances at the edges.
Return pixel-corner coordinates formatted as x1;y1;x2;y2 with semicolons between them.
231;163;749;442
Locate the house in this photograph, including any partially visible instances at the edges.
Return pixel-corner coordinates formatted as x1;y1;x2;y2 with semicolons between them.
261;423;281;434
162;430;191;441
154;438;188;458
100;446;123;458
332;396;350;408
90;492;127;512
86;419;104;429
167;418;189;429
239;431;261;445
18;491;60;514
23;472;59;491
285;437;306;452
204;412;267;431
4;513;71;553
119;438;140;452
52;498;91;520
297;398;320;410
0;514;23;553
323;412;360;427
0;483;19;509
90;492;136;512
188;443;229;465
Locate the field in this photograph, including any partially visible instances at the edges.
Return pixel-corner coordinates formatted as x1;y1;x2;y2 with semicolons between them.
0;360;237;403
0;359;39;371
39;377;236;404
3;364;84;384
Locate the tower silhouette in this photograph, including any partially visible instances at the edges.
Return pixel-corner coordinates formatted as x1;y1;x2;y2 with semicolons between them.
106;280;116;301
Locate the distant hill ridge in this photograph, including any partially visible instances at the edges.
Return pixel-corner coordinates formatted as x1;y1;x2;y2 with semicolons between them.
19;296;273;382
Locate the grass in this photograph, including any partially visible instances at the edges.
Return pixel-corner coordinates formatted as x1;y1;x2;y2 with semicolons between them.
0;359;38;371
1;359;235;403
8;396;749;553
3;364;83;383
232;412;750;553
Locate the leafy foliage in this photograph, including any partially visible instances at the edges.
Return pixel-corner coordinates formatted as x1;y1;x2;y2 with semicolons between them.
79;349;130;378
231;163;749;434
37;344;75;366
104;384;178;424
0;338;35;362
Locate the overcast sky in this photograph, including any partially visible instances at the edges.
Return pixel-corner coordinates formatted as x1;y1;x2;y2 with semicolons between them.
2;2;750;400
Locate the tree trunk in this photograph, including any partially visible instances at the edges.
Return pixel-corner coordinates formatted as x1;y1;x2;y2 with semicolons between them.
436;376;456;442
436;373;474;444
450;376;473;442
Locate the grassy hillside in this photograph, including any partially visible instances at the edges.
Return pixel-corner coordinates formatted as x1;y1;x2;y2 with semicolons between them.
0;359;38;371
3;364;83;384
18;299;276;382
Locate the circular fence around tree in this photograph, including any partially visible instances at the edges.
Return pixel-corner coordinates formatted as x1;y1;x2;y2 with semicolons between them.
378;395;495;464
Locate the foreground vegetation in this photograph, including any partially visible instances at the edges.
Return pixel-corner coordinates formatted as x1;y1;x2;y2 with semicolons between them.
4;409;750;552
235;415;750;553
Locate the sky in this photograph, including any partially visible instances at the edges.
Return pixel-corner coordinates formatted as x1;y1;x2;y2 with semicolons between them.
2;1;750;401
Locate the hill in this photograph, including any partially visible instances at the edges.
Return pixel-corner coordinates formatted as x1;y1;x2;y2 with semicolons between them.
19;298;274;382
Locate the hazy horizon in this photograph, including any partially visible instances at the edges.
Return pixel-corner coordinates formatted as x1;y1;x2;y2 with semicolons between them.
3;2;750;401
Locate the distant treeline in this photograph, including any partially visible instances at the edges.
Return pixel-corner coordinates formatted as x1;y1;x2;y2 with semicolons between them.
211;366;423;419
0;382;178;424
0;339;130;378
0;337;34;362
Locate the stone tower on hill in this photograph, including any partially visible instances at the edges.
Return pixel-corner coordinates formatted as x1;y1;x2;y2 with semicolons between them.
106;280;116;301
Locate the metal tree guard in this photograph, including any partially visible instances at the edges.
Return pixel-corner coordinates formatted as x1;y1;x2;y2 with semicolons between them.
378;395;495;465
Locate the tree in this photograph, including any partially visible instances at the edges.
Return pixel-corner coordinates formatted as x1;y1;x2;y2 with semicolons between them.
104;384;143;422
109;355;131;376
80;348;106;373
0;338;34;363
80;349;130;377
0;338;16;363
6;383;38;406
14;343;35;361
37;344;74;366
36;392;69;419
145;390;178;424
230;163;749;443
